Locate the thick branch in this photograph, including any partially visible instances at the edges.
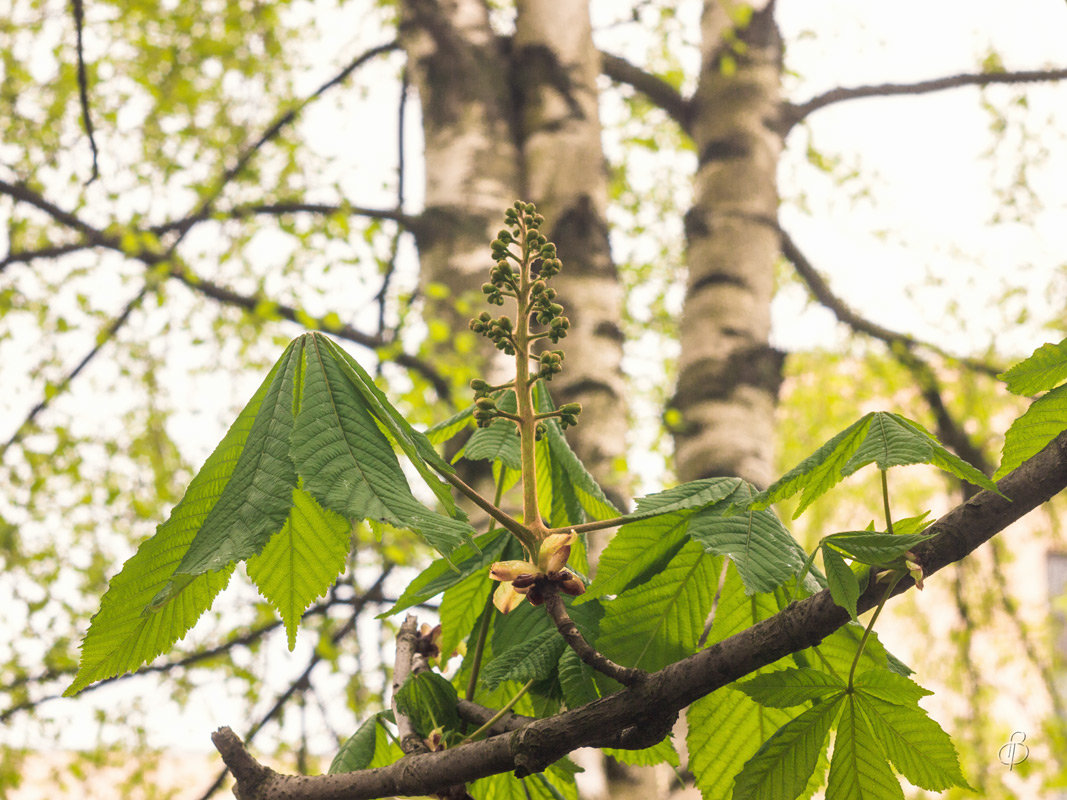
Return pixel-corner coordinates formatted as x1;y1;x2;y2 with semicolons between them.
214;431;1067;800
783;67;1067;131
599;49;691;133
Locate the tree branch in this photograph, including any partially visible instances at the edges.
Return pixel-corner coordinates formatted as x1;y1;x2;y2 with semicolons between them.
778;225;1002;378
212;431;1067;799
196;570;392;800
0;179;452;404
1;285;150;459
391;615;430;755
150;202;423;240
541;588;647;687
783;67;1067;131
71;0;99;184
598;49;691;133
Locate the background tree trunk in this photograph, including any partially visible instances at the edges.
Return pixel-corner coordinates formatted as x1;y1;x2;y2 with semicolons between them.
672;0;784;487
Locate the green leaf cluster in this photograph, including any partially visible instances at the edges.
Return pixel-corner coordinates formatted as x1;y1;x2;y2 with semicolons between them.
733;667;970;800
997;337;1067;477
753;411;1000;517
68;333;475;694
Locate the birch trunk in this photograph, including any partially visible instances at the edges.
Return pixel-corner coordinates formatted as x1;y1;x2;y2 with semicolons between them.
402;0;629;519
672;0;785;487
513;0;629;515
399;0;520;371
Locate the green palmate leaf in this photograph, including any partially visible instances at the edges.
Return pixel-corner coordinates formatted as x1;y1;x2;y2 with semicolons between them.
827;697;905;800
535;433;555;523
294;336;475;559
595;540;720;674
732;695;843;800
738;667;846;708
690;567;818;800
318;335;463;514
395;672;461;736
486;597;602;689
603;734;680;767
465;390;521;470
438;565;494;664
630;477;742;520
999;337;1067;395
688;687;796;800
557;648;599;709
579;512;691;603
548;447;585;529
386;528;507;616
995;383;1067;478
687;482;805;594
822;544;861;620
425;403;474;445
840;412;999;495
367;714;405;769
172;337;304;578
329;715;380;774
470;768;577;800
755;412;1000;519
245;487;351;650
823;532;933;567
813;622;909;679
65;350;291;694
754;415;873;518
532;380;621;522
480;627;565;690
850;669;931;705
544;422;620;521
882;511;931;537
855;693;970;790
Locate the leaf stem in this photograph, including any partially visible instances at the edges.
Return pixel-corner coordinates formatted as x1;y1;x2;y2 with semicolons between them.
465;593;495;701
462;679;535;743
847;571;903;689
440;471;536;553
880;468;895;535
547;515;631;536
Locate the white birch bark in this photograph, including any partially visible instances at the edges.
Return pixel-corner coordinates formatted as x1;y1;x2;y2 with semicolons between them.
672;0;784;487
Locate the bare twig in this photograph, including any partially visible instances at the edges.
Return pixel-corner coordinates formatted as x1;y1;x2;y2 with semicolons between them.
1;285;150;460
0;180;452;403
195;570;392;800
391;615;430;755
375;68;410;351
71;0;99;184
541;588;647;687
778;226;1002;378
783;67;1067;131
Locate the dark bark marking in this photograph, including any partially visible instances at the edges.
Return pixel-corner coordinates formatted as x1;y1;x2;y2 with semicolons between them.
671;346;785;410
698;135;752;165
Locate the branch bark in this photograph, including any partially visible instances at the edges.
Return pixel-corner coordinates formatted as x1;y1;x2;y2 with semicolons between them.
599;49;691;133
212;430;1067;800
778;225;1002;378
782;67;1067;132
541;588;647;687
